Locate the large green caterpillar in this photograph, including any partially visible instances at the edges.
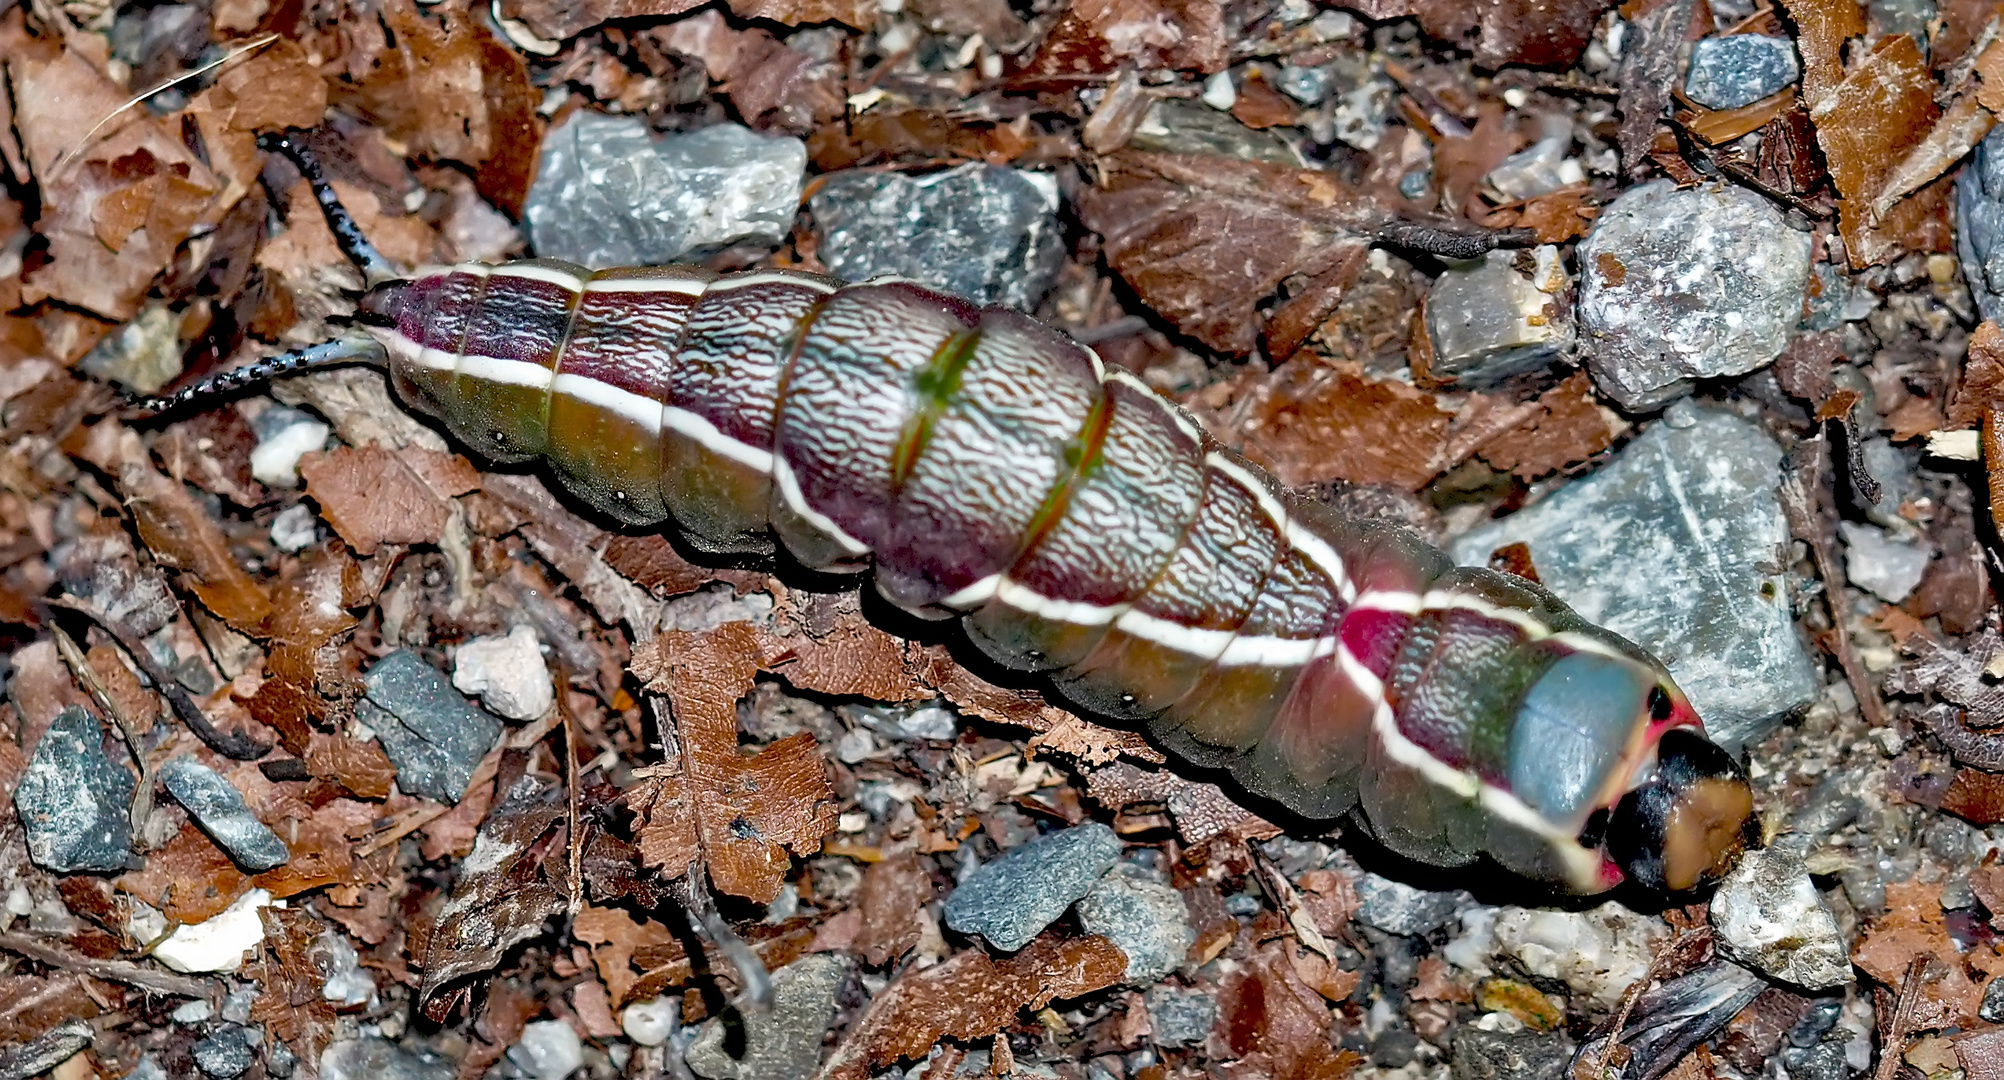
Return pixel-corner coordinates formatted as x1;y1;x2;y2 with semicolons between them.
140;130;1758;893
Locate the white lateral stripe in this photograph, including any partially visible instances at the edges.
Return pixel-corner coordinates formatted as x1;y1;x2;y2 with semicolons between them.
1081;345;1107;382
993;579;1123;625
1108;370;1205;446
1213;633;1337;667
583;274;711;296
1113;608;1233;659
1338;642;1605;890
772;458;872;557
490;263;587;292
458;353;554;390
708;271;840;294
661;405;774;472
552;373;662;434
940;574;1003;610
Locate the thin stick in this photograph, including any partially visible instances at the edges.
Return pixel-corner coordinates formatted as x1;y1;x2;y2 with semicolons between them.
0;931;213;999
51;34;279;181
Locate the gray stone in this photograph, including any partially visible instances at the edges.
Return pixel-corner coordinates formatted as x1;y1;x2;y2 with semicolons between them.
811;163;1063;311
1861;437;1921;525
525;114;805;268
1448;1027;1572;1080
360;651;502;804
1485;116;1579;202
1961;122;2004;323
158;757;290;872
193;1025;258;1079
1709;846;1850;990
1424;248;1572;387
1075;863;1193;982
506;1019;582;1080
1451;403;1819;751
1982;972;2004;1022
944;823;1123;951
1684;35;1800;110
78;303;181;394
16;706;135;873
1354;871;1461;937
1577;181;1812;410
1143;986;1217;1046
1129;99;1305;166
320;1036;455;1080
839;701;957;741
1785;1041;1852;1080
686;953;848;1080
1838;521;1934;604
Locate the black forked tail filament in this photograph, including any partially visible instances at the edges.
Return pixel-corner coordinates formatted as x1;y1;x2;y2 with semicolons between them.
124;335;387;418
256;129;399;287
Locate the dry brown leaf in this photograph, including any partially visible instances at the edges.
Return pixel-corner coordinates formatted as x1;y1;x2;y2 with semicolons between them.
1411;0;1612;69
247;906;338;1068
574;904;683;1006
1475;373;1617;480
818;934;1128;1079
1077;151;1383;358
302;732;396;800
1021;0;1226;78
418;773;567;1021
120;458;273;635
630;622;841;903
297;445;480;556
1852;880;2004;1030
851;850;931;967
1205;358;1454;492
1219;942;1364;1079
1951;321;2004;428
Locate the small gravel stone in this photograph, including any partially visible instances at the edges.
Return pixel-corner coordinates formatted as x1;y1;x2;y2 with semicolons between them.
508;1019;583;1080
1960;123;2004;323
944;822;1123;951
194;1024;259;1078
1130;99;1306;166
811;163;1064;310
839;701;957;741
1424;247;1572;387
452;625;553;722
1838;521;1934;604
526;114;805;267
1787;1041;1853;1080
16;706;135;873
686;953;848;1080
1982;974;2004;1022
1684;35;1800;110
152;889;274;974
249;404;330;487
313;931;375;1007
621;997;677;1046
1484;117;1580;202
1448;1026;1572;1080
1577;181;1812;410
320;1036;455;1080
1144;986;1218;1046
174;999;216;1024
269;503;321;553
1452;402;1820;751
1075;863;1194;982
361;650;503;804
158;757;290;872
1709;847;1850;990
78;303;181;393
1452;903;1667;1011
1354;872;1463;937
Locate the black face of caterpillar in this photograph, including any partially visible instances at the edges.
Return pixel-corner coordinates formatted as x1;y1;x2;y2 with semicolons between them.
1604;729;1759;892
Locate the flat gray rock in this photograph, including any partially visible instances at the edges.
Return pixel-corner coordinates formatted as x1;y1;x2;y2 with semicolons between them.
1424;247;1572;388
1709;846;1850;990
525;114;805;268
1075;863;1194;982
1577;181;1811;411
320;1037;455;1080
159;757;290;872
16;706;135;873
944;822;1122;952
1684;35;1799;110
1452;403;1818;751
361;651;502;804
811;162;1064;310
685;953;848;1080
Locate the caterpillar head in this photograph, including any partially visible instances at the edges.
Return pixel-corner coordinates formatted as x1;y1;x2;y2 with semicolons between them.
1604;726;1758;892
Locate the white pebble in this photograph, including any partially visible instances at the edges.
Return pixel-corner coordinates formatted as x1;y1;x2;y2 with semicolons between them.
151;889;279;973
249;419;330;487
453;625;553;721
270;503;321;553
621;997;676;1046
1201;70;1236;110
508;1019;584;1079
171;999;215;1024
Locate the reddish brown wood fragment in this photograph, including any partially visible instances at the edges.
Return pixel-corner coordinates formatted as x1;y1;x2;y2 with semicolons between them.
1208;358;1453;492
852;850;931;967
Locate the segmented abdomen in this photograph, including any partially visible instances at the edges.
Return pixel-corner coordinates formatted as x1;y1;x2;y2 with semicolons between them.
363;258;1693;892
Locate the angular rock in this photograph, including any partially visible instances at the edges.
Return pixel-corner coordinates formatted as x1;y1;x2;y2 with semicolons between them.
1450;903;1668;1011
1577;181;1812;410
1354;871;1462;937
1959;123;2004;324
838;700;957;742
1075;863;1194;982
313;931;376;1007
1143;985;1218;1046
16;706;135;873
452;625;553;722
152;889;274;974
686;953;848;1080
1449;1026;1573;1080
1709;846;1850;990
1451;403;1820;751
320;1036;455;1080
1838;521;1934;604
158;757;290;872
361;650;502;804
943;822;1123;952
248;404;329;487
1425;247;1572;387
507;1019;582;1080
193;1024;259;1079
621;997;677;1047
1129;99;1306;166
1684;35;1800;110
811;162;1064;310
525;114;805;268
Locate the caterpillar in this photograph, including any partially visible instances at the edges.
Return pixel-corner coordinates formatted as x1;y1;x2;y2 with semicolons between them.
139;131;1758;895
